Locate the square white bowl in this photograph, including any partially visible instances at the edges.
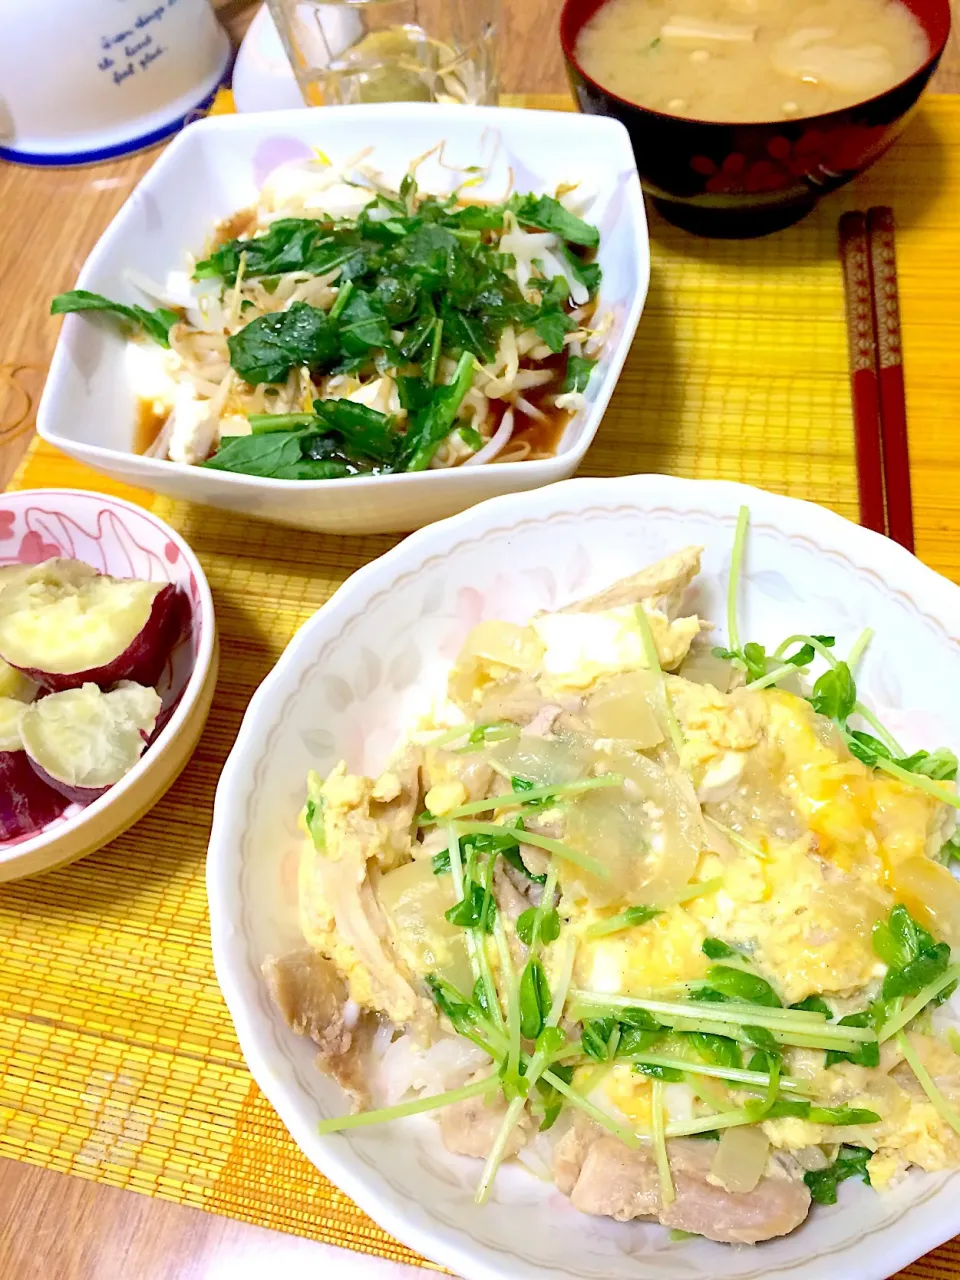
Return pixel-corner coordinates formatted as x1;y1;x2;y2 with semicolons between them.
37;104;649;535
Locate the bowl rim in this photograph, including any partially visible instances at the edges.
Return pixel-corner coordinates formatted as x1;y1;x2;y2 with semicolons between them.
558;0;952;131
37;102;649;493
207;470;960;1280
0;487;216;867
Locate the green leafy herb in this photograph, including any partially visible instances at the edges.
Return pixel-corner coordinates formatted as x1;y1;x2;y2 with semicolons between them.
791;995;833;1017
872;904;950;1001
702;938;739;961
742;1026;782;1058
400;351;476;471
581;1017;617;1062
803;1146;872;1205
519;958;551;1040
431;849;451;875
517;906;560;948
808;661;857;724
562;353;597;395
509;194;600;248
825;1012;881;1068
688;1032;742;1070
50;289;179;347
699;966;782;1008
227;301;339;384
445;881;497;933
635;1062;685;1082
536;1063;574;1130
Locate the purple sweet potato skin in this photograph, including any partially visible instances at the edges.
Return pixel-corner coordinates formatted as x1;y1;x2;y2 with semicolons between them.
0;750;70;841
14;583;185;693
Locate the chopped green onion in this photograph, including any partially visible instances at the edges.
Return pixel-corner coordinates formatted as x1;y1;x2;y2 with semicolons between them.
454;822;609;880
317;1073;499;1135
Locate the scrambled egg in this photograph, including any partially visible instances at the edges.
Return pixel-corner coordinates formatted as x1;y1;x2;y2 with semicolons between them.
291;548;960;1198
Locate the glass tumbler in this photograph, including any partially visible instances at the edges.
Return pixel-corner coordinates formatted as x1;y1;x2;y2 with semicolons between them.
267;0;500;107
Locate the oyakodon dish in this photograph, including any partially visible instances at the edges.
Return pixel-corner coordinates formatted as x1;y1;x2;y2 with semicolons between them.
51;151;607;478
264;509;960;1244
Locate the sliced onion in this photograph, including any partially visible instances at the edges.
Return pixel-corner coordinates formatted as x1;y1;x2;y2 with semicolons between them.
678;645;734;693
891;856;960;947
463;408;515;466
585;672;664;749
491;734;590;787
378;858;474;993
564;746;702;905
447;620;543;706
710;1125;770;1194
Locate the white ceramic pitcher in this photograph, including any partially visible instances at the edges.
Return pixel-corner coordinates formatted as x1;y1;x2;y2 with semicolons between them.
0;0;232;165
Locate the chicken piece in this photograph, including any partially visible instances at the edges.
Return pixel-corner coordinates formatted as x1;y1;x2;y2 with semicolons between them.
521;704;563;738
262;949;374;1109
553;547;703;620
474;675;551;726
440;1084;532;1159
300;761;433;1029
553;1126;811;1244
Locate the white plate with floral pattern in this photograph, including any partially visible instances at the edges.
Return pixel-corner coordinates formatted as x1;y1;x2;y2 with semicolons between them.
207;473;960;1279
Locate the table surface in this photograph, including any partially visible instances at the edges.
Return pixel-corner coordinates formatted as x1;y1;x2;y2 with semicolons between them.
3;2;960;1276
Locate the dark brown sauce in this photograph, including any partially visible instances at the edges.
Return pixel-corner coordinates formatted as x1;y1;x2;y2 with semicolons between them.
134;397;170;456
508;351;573;458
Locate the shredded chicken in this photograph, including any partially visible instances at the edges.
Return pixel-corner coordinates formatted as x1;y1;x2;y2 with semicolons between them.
440;1082;533;1159
300;757;434;1030
262;949;374;1110
553;1122;811;1244
554;546;703;618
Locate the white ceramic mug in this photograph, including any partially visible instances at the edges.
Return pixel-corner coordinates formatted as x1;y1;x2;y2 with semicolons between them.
0;0;232;165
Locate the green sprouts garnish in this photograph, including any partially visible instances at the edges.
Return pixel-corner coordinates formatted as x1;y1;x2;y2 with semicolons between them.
584;905;662;939
419;774;622;825
453;821;609;880
318;1073;499;1136
633;604;685;754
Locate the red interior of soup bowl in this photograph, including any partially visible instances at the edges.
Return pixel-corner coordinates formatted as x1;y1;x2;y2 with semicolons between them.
560;0;952;127
559;0;951;236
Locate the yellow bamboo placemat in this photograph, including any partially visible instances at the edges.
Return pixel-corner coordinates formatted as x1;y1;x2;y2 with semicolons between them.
2;94;960;1279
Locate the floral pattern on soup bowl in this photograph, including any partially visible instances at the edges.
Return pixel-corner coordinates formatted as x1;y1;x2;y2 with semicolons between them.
208;473;960;1280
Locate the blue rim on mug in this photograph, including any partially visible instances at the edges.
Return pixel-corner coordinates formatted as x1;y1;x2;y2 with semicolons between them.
0;49;235;168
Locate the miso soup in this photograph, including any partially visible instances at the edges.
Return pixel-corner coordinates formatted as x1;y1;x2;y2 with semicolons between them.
575;0;930;122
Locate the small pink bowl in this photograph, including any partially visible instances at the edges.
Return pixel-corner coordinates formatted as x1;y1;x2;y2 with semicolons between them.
0;489;218;881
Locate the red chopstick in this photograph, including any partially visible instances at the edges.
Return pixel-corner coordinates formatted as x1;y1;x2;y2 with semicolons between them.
838;207;915;551
866;206;915;553
839;211;886;538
